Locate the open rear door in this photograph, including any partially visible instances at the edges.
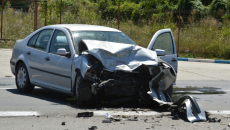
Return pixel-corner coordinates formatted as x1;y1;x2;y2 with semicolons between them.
147;29;178;73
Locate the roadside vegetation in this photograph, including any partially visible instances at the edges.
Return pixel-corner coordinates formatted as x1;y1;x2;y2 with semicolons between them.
1;0;230;59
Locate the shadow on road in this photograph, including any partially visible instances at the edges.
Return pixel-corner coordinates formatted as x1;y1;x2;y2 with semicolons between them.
6;87;97;109
6;87;167;112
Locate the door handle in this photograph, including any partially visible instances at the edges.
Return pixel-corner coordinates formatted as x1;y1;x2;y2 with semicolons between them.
172;58;177;62
45;57;50;61
27;51;31;55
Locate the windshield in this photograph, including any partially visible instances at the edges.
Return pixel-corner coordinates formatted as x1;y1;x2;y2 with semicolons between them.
72;31;136;53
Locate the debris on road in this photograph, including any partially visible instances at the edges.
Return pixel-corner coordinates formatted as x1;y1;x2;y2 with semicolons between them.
127;117;140;121
102;119;112;123
122;115;129;118
88;126;97;130
205;112;221;123
61;122;66;125
77;112;94;117
105;113;112;118
113;118;121;121
207;118;221;123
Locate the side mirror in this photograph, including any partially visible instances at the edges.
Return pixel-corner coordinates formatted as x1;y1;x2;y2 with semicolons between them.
57;48;71;57
155;49;166;56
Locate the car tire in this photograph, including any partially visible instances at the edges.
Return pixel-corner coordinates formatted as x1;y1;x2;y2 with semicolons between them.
166;84;173;97
74;72;93;105
74;74;83;105
15;63;34;93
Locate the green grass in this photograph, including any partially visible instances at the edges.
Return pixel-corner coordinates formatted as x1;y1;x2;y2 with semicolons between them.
1;4;230;59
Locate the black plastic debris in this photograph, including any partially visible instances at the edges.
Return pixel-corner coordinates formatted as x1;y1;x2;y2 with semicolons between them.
171;108;187;121
89;126;98;130
128;117;140;121
77;112;94;117
207;118;221;123
205;112;221;123
61;122;66;125
113;118;121;121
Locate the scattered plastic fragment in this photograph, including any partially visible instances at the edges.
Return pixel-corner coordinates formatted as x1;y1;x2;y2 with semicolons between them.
61;122;65;125
102;119;112;123
208;118;221;123
122;115;128;118
77;112;94;117
105;113;112;118
89;126;97;130
112;117;121;121
128;117;140;121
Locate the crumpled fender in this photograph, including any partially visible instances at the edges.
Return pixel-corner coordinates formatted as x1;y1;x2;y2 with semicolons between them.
74;55;91;77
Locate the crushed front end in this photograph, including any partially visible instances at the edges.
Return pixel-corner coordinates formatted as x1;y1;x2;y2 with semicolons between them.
74;40;206;122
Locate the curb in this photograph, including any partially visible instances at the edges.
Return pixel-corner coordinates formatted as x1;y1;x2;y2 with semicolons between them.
178;58;230;64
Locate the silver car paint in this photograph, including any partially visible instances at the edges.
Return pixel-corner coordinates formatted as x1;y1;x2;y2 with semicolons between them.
75;40;158;77
10;25;178;95
11;26;76;94
147;29;178;72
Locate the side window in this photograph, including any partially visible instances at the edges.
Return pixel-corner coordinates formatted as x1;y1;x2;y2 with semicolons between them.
34;29;53;51
152;33;174;55
27;32;40;47
49;30;70;54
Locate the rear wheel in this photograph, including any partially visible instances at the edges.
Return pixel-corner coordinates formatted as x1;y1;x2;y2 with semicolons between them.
16;63;34;93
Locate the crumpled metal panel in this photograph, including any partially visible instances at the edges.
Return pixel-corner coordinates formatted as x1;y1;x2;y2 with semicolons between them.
184;99;207;122
74;55;91;77
76;40;158;77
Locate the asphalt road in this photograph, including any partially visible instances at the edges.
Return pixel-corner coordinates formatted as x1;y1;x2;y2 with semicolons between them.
1;49;230;130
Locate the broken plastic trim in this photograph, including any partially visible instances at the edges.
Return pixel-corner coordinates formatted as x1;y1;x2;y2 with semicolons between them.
147;62;206;122
171;95;201;113
169;95;206;122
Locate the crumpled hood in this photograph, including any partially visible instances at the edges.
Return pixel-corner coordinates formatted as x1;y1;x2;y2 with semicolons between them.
75;40;158;77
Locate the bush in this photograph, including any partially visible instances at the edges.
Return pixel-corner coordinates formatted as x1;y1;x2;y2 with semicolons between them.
209;0;228;12
177;0;205;11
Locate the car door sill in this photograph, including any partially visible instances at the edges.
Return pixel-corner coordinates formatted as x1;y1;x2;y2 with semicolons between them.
32;80;72;95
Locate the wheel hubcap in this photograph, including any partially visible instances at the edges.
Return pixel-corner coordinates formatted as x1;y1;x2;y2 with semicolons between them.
17;67;27;88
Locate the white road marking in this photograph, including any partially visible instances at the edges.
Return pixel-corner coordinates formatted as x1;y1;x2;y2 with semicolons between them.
0;111;40;117
207;110;230;115
93;111;160;116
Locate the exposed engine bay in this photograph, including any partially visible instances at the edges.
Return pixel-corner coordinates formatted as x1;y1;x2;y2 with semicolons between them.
74;40;207;122
75;55;174;105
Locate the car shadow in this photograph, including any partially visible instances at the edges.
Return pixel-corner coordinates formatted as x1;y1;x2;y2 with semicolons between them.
6;87;95;109
6;87;169;113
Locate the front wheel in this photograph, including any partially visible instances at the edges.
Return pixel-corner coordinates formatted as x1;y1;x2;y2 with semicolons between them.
15;63;34;93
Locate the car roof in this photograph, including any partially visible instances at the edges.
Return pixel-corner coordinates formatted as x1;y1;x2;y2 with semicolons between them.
47;24;121;32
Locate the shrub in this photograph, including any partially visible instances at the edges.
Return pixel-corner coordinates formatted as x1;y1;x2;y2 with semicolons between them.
210;0;228;12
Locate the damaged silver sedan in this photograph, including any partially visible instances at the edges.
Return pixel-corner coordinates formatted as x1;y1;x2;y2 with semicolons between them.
10;24;206;122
